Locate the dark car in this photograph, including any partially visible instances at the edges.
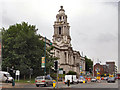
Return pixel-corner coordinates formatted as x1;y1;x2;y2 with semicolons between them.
107;77;116;83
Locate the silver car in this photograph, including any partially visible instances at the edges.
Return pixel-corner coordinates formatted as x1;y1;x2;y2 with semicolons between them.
107;77;116;83
35;76;53;87
78;77;87;83
91;77;97;82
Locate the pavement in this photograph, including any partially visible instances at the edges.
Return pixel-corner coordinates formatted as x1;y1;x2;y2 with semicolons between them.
1;81;65;88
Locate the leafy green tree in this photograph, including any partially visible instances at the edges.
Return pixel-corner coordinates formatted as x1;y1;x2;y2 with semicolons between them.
2;22;56;78
84;56;93;72
66;71;77;75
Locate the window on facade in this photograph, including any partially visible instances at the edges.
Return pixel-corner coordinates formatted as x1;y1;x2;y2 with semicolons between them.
59;27;61;35
59;17;61;21
73;56;75;64
65;52;66;63
57;51;59;57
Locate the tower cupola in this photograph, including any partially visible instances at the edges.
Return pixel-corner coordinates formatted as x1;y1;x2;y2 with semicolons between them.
59;6;65;14
53;6;71;46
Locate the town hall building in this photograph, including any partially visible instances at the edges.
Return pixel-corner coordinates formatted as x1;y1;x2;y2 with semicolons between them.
40;6;85;75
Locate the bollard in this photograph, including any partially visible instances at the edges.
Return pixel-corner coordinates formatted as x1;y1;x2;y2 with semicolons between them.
53;80;56;88
67;80;70;87
12;79;15;86
83;81;85;83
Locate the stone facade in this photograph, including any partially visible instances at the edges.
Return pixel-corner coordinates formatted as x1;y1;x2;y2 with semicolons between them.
40;6;85;75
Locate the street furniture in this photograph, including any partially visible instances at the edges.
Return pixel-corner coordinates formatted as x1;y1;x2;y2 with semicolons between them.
53;80;56;88
83;81;85;83
12;79;15;86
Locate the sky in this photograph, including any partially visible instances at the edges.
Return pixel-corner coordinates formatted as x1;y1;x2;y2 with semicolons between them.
0;0;119;70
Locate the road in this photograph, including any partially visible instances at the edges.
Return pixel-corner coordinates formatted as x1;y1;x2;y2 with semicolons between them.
1;80;119;89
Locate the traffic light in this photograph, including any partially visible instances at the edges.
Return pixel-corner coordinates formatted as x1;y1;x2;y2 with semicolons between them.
54;60;58;70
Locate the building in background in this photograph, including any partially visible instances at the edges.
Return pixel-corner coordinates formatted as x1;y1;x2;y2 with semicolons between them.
94;63;104;77
94;61;116;77
106;62;115;75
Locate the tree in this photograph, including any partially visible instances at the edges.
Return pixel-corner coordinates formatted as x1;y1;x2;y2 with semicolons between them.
84;56;93;72
2;22;55;78
66;71;77;75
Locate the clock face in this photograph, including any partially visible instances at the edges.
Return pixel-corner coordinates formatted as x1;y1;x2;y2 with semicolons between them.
57;38;61;42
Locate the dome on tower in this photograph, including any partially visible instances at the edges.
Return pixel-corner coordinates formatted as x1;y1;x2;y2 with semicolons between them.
58;6;65;14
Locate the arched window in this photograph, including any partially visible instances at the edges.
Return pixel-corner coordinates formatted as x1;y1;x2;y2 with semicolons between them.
59;16;61;21
59;27;61;34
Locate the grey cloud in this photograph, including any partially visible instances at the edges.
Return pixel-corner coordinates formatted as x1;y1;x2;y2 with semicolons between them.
96;33;117;42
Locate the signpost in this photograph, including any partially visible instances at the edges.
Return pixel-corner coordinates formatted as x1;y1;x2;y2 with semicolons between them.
80;66;82;75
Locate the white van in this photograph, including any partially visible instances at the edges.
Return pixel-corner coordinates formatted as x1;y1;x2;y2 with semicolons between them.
64;75;78;84
0;71;13;83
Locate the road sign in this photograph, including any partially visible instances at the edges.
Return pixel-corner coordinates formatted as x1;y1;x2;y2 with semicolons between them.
80;66;82;70
59;70;63;74
16;70;20;75
41;57;45;68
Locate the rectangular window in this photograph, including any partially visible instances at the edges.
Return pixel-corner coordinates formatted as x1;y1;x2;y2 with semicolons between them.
59;27;61;34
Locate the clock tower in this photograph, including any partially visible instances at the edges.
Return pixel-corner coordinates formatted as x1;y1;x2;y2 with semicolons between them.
53;6;71;46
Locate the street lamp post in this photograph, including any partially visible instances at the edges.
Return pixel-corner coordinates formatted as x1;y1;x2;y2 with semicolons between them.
44;37;46;76
93;59;94;77
29;68;33;82
7;67;9;72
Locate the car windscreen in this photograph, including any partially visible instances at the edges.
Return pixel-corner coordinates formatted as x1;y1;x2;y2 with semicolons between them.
79;77;85;80
108;77;115;80
36;76;44;79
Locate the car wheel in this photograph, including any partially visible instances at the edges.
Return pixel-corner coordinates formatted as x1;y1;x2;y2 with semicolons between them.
51;84;53;86
5;80;8;83
44;83;48;87
36;85;39;87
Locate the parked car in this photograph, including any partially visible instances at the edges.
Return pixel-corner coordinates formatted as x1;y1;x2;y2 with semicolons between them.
78;77;87;83
91;77;97;82
35;76;53;87
101;77;104;80
0;71;13;83
104;77;108;80
107;77;116;83
73;78;79;84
